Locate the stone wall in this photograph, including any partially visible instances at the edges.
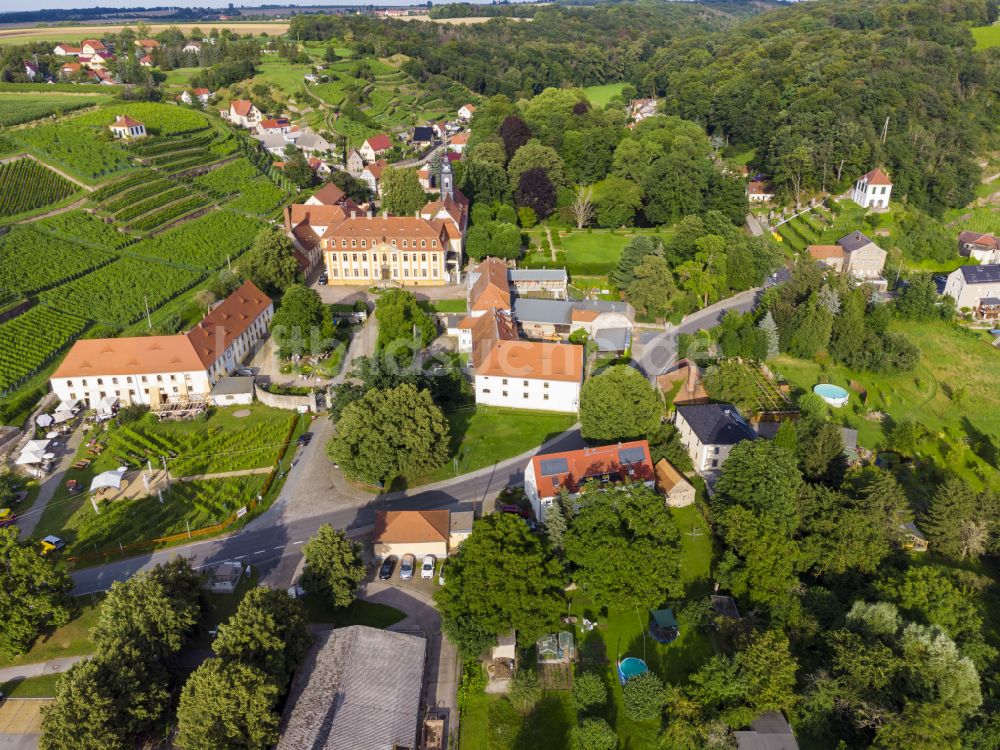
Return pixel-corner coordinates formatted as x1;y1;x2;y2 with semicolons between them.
254;384;318;412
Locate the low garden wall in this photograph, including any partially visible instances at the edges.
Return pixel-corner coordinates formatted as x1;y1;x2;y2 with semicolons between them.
254;384;318;413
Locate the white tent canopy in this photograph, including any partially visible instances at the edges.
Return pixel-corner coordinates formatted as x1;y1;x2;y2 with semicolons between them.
90;466;128;493
57;399;79;412
52;410;74;424
96;396;119;417
15;451;45;465
24;439;51;453
35;414;54;427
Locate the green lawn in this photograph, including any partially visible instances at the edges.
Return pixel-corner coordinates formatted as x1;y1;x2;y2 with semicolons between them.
0;673;63;698
0;595;102;669
161;67;201;86
971;24;1000;50
770;320;1000;494
414;406;576;486
583;83;626;107
418;298;467;313
251;61;315;96
301;596;406;628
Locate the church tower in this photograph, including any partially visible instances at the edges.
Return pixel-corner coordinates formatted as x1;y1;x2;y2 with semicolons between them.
440;159;454;200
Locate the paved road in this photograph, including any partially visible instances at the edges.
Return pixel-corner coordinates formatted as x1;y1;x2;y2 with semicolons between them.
0;656;86;685
71;425;585;595
17;425;84;540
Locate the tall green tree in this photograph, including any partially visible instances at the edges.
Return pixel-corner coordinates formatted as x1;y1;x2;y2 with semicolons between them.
326;383;450;485
626;255;676;319
564;484;682;610
921;476;983;560
241;224;300;295
39;657;132;750
270;283;332;359
435;513;565;656
379;166;427;216
0;527;72;658
301;524;366;608
579;365;661;441
375;289;437;351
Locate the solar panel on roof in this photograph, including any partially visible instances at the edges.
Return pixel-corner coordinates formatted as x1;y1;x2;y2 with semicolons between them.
618;446;646;465
539;457;569;476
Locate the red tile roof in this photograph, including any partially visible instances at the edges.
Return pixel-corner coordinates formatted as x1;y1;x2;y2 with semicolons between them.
469;258;511;311
364;133;392;152
475;340;583;383
861;168;892;186
310;182;347;206
807;244;844;260
258;117;290;129
373;510;450;543
186;280;272;368
959;231;999;250
529;440;654;499
364;160;388;179
230;99;255;117
111;115;143;128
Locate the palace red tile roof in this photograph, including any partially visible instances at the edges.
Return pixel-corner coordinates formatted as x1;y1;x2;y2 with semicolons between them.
469;258;511;311
53;336;205;379
186;280;272;367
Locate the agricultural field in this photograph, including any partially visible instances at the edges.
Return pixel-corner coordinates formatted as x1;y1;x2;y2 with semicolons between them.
32;210;135;249
0;92;111;127
40;256;202;326
0;307;88;394
0;157;77;218
71;102;211;136
126;210;264;269
193;157;260;196
583;83;626;107
11;121;135;182
224;178;287;214
0;21;289;45
951;206;1000;236
0;226;115;295
128;195;212;234
971;24;1000;50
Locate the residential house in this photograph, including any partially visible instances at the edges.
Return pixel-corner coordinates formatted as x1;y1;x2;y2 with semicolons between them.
466;257;513;315
372;510;450;559
807;244;845;273
305;182;349;207
134;39;159;53
182;41;202;53
836;231;887;279
524;440;654;521
655;458;696;507
295;131;333;158
851;168;892;210
108;115;146;139
138;55;154;67
59;62;81;78
50;281;273;410
53;44;81;56
457;307;517;362
180;88;212;105
226;99;261;128
628;98;658;125
256;117;292;136
942;264;1000;318
674;402;757;476
277;626;426;750
359;159;388;197
23;60;39;80
958;231;1000;265
85;51;116;70
346;148;364;174
747;180;775;202
458;103;477;120
80;40;108;56
91;69;115;85
735;712;799;750
431;121;449;139
321;212;461;285
359;133;392;162
445;150;462;164
448;131;469;153
307;157;331;177
256;132;292;158
474;339;583;413
511;297;634;345
411;125;434;146
417;166;432;190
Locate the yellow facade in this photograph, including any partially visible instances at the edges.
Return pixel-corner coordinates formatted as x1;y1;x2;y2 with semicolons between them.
323;240;448;286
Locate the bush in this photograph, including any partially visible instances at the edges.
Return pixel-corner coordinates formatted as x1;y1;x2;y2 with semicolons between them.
570;717;618;750
572;671;608;713
508;668;542;715
456;660;487;714
622;671;664;721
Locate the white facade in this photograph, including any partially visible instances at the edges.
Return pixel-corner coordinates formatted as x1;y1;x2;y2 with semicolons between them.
228;102;262;129
943;266;1000;310
359;140;388;163
474;374;580;413
51;369;212;410
852;173;892;209
202;304;274;383
109;121;146;139
458;105;476;121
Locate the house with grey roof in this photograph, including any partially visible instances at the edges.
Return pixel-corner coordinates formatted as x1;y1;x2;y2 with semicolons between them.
277;625;427;750
836;231;887;280
943;264;1000;318
508;268;568;298
674;402;756;476
735;711;799;750
512;297;633;342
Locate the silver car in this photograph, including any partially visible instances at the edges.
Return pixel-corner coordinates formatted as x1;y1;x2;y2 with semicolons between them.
399;554;415;580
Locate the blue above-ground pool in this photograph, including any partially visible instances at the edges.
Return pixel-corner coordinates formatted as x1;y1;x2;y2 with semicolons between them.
617;657;649;685
814;383;849;408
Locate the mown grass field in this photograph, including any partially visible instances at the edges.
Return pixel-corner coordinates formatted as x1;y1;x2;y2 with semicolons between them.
583;83;625;107
971;24;1000;49
770;320;1000;494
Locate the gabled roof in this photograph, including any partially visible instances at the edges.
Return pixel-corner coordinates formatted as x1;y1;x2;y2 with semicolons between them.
475;340;583;383
530;440;653;499
837;231;878;254
747;180;773;195
373;510;450;544
230;99;256;116
469;308;517;366
449;131;469;145
676;403;756;446
958;264;1000;284
460;103;476;113
469;257;511;311
655;458;691;495
421;191;468;229
959;231;999;250
363;159;388;179
191;87;211;96
364;133;392;152
324;214;448;242
53;335;204;379
309;182;347;206
81;39;107;50
111;114;143;128
860;168;892;186
412;126;434;142
285;203;355;237
135;38;159;48
807;244;844;261
186;280;272;367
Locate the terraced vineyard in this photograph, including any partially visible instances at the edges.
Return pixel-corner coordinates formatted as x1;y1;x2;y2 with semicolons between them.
775;205;840;251
127;210;264;270
71;102;210;136
32;211;135;249
0;92;111;127
128;195;211;233
0;226;116;295
193;158;260;196
13;121;135;182
0;158;78;218
224;179;287;214
0;307;88;393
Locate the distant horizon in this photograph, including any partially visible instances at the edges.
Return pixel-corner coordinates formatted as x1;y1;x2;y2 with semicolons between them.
0;0;520;13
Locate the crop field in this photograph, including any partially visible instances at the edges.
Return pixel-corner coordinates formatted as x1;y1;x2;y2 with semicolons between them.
126;210;263;269
128;195;212;234
0;158;77;218
97;177;174;214
0;226;115;295
971;25;1000;50
224;179;287;214
193;157;260;195
70;102;211;136
0;22;289;45
40;257;201;326
952;206;1000;235
0;92;110;127
32;210;134;249
0;307;88;394
12;122;135;181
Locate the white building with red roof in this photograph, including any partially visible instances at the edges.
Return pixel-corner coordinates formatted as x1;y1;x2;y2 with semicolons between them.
80;39;108;56
53;43;81;56
109;115;146;139
958;231;1000;265
359;133;393;163
852;168;892;210
180;88;213;105
226;99;262;128
50;281;273;409
458;103;476;121
255;117;292;136
525;440;654;520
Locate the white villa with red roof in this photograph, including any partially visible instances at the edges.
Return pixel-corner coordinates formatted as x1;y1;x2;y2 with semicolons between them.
525;441;655;521
359;134;393;163
256;117;292;136
958;232;1000;265
226;99;262;128
851;168;893;210
180;88;213;105
109;115;146;139
49;281;273;410
458;103;476;121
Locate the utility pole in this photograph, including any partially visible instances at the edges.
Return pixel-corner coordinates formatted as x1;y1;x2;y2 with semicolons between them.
145;294;151;329
881;116;889;144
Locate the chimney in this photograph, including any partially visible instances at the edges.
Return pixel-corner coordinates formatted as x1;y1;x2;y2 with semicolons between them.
415;210;420;219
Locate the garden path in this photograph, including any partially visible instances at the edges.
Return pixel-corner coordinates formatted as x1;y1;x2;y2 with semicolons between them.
17;425;85;540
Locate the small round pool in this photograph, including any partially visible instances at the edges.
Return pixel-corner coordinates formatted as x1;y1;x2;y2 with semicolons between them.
617;657;649;684
814;383;849;408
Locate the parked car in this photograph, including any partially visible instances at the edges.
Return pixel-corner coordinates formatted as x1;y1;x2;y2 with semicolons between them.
318;272;328;285
236;368;254;377
0;509;16;527
378;555;398;580
399;554;415;580
40;535;65;554
500;504;530;519
421;554;435;579
297;432;313;446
